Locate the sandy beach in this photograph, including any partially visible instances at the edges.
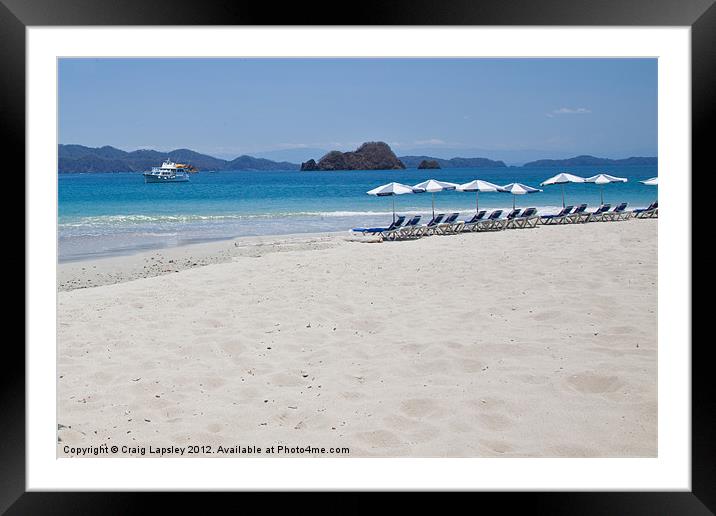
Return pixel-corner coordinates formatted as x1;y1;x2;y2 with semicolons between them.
57;218;657;458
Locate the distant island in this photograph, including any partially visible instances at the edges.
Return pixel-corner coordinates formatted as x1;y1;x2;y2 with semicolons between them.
401;155;506;169
301;142;405;171
523;155;658;167
58;144;657;173
58;145;300;173
417;159;441;170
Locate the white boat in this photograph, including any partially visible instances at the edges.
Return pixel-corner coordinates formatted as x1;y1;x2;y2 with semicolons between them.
143;159;191;183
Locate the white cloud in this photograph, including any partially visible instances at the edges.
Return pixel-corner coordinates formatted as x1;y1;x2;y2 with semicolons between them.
548;107;592;117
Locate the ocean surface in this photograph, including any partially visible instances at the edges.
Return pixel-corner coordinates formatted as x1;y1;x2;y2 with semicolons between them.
58;165;658;261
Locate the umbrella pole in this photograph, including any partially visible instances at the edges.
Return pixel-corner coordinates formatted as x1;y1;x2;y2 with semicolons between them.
600;186;604;205
432;193;435;220
561;184;565;208
392;196;395;223
476;191;479;214
513;195;516;210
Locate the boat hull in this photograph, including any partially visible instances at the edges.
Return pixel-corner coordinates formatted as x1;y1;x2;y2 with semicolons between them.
143;173;189;183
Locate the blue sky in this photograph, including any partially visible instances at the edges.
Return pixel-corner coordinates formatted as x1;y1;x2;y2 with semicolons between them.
59;58;657;164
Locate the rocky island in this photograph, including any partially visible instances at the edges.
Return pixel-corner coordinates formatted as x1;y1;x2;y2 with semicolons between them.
300;142;405;171
417;159;441;170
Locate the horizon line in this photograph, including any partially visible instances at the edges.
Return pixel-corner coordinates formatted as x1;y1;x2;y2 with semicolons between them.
58;143;658;166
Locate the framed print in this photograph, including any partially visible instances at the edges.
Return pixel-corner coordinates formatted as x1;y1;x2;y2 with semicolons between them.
6;0;712;511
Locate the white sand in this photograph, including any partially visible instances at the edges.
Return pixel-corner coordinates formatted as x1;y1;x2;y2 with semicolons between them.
57;219;657;457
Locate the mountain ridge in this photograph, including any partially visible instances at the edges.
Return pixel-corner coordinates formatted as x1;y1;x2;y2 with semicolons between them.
523;155;657;167
58;145;300;172
58;145;657;173
399;155;506;169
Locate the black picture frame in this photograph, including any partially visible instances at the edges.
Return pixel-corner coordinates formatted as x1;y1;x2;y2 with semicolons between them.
5;0;710;511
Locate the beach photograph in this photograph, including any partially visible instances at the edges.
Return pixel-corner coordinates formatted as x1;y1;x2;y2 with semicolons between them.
57;57;658;458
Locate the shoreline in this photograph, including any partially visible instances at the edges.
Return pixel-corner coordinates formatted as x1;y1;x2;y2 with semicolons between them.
58;217;656;292
58;202;656;264
58;231;345;292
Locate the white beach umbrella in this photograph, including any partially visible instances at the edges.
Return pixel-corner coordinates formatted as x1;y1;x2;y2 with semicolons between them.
412;179;459;219
585;173;628;205
642;177;658;186
539;172;586;208
502;182;542;209
457;180;506;214
366;182;416;223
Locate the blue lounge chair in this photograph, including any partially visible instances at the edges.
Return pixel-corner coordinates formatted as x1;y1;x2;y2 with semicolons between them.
352;215;406;234
492;209;521;230
414;213;445;237
506;207;539;229
459;210;487;232
600;202;629;221
633;201;658;218
539;205;573;225
564;204;588;224
582;204;611;222
439;212;460;226
384;215;422;240
434;212;461;235
475;209;504;231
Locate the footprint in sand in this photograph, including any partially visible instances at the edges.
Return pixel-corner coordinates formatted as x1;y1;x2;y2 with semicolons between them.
515;374;549;385
383;414;420;432
400;398;444;418
200;318;226;329
607;324;639;335
218;340;246;357
171;433;192;445
459;358;486;373
269;372;305;387
477;412;515;431
340;391;363;400
566;372;623;394
480;439;514;455
399;342;430;354
206;423;223;433
355;429;403;448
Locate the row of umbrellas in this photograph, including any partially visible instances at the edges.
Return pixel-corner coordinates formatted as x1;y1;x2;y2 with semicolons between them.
368;174;658;221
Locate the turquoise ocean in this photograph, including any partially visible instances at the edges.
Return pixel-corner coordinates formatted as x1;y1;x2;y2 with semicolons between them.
58;165;658;261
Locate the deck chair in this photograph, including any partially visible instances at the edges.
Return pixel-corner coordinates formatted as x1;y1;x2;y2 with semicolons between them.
539;205;573;225
583;204;611;222
382;215;421;240
460;210;487;232
413;213;446;237
352;215;405;234
475;209;504;231
434;212;461;235
601;203;629;221
563;204;588;224
634;201;658;218
506;207;539;229
492;209;521;230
